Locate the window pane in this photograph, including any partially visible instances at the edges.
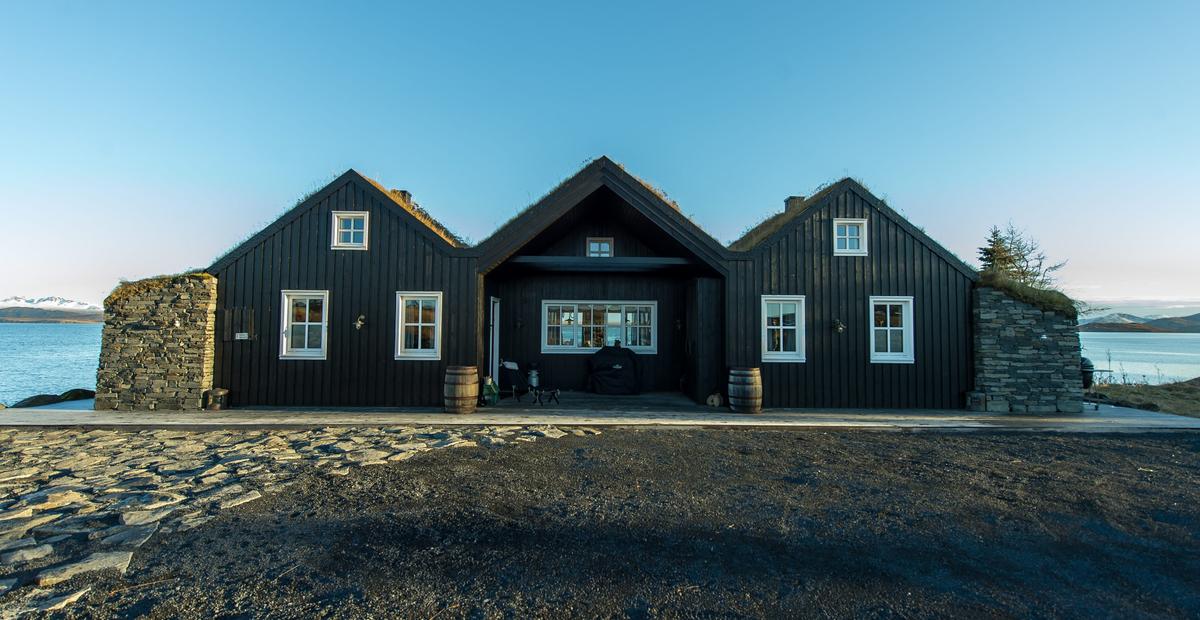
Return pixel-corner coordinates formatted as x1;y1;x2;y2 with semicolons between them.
562;308;576;326
639;327;651;345
606;305;621;325
766;303;780;326
289;325;305;350
890;304;903;328
581;306;593;326
307;325;323;349
308;299;323;323
338;231;353;244
404;325;419;349
847;238;860;250
547;306;560;325
782;329;797;352
874;305;887;328
781;304;797;327
768;329;781;352
561;326;578;347
547;326;561;346
292;299;307;323
890;329;904;353
339;218;352;230
591;327;605;347
421;300;436;324
420;326;434;350
836;238;847;250
638;308;652;326
352;231;364;244
404;300;419;323
352;218;364;231
605;326;622;345
836;224;846;236
846;224;860;237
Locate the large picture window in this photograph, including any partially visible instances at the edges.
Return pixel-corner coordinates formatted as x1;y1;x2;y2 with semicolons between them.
280;290;328;359
761;295;805;362
870;296;914;363
541;300;656;354
396;292;442;360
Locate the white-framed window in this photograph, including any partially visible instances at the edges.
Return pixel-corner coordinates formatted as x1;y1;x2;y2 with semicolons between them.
833;218;867;256
541;300;656;354
761;295;805;362
396;292;442;360
586;237;614;257
331;211;369;250
870;296;914;363
280;290;329;360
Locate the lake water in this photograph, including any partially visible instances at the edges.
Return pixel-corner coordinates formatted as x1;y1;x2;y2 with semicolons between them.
0;323;102;406
1080;332;1200;384
0;324;1198;405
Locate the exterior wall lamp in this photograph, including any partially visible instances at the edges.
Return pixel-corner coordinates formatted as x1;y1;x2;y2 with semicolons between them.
832;319;846;334
354;315;366;330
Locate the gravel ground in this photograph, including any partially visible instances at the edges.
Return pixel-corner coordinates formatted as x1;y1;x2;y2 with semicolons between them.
42;429;1200;618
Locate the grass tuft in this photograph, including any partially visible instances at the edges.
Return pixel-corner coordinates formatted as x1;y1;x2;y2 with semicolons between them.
105;272;214;307
976;269;1079;319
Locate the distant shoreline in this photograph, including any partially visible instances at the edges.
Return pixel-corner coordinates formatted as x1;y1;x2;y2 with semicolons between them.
0;318;103;324
0;308;102;324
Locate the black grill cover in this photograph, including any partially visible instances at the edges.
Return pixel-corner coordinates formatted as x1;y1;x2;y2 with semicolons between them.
587;346;641;395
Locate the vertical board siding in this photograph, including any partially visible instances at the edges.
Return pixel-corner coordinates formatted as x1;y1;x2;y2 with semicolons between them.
730;188;973;409
212;177;478;407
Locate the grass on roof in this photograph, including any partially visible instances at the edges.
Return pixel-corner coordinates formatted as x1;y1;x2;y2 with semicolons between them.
976;269;1078;319
105;271;213;307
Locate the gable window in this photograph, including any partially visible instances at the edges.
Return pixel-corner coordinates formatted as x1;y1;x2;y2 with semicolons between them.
586;237;614;257
396;292;442;360
542;301;656;353
833;218;868;256
280;290;328;359
331;211;369;250
870;296;914;363
761;296;806;362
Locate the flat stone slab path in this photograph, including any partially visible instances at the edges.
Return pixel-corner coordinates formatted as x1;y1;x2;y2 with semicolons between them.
0;423;591;614
3;402;1198;432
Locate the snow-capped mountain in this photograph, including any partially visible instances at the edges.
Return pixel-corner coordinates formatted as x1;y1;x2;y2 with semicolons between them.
0;296;101;311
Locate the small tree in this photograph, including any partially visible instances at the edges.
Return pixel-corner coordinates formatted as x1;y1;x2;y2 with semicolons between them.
977;226;1016;274
979;223;1065;288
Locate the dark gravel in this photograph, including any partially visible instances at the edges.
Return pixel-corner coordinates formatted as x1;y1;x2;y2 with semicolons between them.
66;430;1200;618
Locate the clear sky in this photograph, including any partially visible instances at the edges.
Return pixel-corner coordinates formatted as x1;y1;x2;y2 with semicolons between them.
1;1;1197;315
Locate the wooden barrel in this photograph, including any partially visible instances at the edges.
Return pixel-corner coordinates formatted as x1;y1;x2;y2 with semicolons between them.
728;368;763;414
444;366;479;414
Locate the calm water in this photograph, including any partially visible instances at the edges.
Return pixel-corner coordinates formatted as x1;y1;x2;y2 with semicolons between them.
0;323;102;406
0;324;1197;405
1080;332;1200;384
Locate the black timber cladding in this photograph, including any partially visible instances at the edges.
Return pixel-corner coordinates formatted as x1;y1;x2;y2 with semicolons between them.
206;159;977;409
725;181;976;408
210;172;478;407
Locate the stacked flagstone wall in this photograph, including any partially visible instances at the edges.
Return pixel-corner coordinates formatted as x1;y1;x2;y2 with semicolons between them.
94;273;218;411
969;287;1083;414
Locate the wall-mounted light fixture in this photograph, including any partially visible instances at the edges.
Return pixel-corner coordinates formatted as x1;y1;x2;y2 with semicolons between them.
832;319;846;334
354;315;366;330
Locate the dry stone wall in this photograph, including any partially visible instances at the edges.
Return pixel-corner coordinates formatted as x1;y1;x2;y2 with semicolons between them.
94;274;217;411
970;287;1083;414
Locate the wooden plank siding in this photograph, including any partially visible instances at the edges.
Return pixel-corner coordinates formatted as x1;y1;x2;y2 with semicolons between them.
211;175;478;407
725;186;975;408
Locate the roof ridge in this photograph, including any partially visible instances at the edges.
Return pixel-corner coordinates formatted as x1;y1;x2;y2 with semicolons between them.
353;171;467;248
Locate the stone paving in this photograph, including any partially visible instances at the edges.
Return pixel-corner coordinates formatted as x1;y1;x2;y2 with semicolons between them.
0;424;596;615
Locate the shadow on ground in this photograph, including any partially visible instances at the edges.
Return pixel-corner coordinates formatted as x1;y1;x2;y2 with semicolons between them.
74;430;1200;618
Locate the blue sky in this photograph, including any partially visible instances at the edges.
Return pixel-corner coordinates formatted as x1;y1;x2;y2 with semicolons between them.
1;1;1197;315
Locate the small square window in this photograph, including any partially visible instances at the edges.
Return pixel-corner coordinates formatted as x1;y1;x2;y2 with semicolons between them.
586;237;614;257
331;211;369;250
833;219;867;256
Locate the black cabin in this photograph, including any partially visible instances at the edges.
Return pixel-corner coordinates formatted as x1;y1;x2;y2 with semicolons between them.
209;157;977;408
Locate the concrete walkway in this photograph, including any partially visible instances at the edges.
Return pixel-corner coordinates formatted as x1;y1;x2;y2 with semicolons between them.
2;400;1198;432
